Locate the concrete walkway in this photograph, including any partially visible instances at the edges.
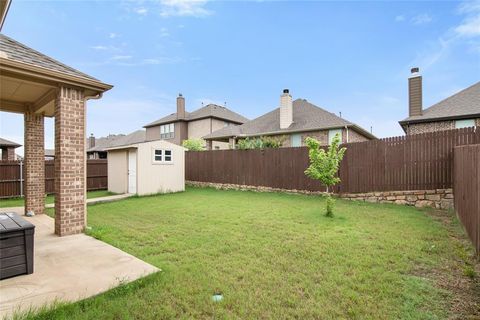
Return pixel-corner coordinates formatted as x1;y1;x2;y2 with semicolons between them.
1;193;133;213
0;213;158;319
45;193;133;208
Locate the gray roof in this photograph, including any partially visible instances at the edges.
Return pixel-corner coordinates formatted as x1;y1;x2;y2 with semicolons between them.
0;137;21;148
400;81;480;124
0;34;99;81
204;99;375;140
87;130;147;152
144;104;248;127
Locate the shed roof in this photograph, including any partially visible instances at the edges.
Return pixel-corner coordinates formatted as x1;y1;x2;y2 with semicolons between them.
0;137;21;148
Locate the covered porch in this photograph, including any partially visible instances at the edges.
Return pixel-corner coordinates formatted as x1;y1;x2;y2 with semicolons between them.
0;34;111;236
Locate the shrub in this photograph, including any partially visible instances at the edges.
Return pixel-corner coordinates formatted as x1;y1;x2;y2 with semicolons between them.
182;139;206;151
236;136;286;150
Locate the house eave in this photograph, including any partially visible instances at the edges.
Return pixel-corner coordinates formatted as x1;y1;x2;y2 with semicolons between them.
0;58;113;94
399;113;480;128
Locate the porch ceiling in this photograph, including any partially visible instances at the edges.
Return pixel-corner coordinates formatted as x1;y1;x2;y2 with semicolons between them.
0;34;112;117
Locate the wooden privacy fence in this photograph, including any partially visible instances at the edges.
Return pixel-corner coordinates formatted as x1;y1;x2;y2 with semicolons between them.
0;159;108;198
186;127;480;193
454;144;480;253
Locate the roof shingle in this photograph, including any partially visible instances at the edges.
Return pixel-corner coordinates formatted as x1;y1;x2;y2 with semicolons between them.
400;81;480;124
144;104;248;127
204;99;375;140
0;34;99;81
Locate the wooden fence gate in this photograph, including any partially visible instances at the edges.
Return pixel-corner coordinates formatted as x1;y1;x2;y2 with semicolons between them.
454;144;480;254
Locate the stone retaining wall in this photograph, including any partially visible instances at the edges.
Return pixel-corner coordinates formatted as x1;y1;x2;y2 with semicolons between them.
186;181;454;210
339;189;454;210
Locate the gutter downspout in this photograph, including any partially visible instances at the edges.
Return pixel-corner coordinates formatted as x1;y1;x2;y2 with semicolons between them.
345;125;349;143
82;92;103;229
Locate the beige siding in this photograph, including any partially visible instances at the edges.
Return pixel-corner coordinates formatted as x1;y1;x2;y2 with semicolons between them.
107;150;128;194
136;140;185;195
210;119;231;149
187;118;212;140
146;126;160;141
251;128;371;148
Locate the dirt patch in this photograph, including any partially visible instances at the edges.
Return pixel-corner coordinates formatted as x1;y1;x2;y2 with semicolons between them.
420;208;480;319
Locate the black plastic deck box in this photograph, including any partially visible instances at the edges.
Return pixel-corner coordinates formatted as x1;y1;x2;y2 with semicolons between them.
0;212;35;280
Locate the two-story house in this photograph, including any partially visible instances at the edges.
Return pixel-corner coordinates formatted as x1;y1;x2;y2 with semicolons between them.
399;68;480;135
204;89;376;149
144;94;248;149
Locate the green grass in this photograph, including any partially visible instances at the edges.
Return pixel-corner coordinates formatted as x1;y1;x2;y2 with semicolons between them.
0;190;116;208
16;187;478;319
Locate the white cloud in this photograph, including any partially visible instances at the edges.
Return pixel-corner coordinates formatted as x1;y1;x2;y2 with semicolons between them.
91;45;108;50
159;0;212;17
411;13;433;25
395;15;405;22
109;32;119;39
455;13;480;37
409;0;480;71
134;7;148;15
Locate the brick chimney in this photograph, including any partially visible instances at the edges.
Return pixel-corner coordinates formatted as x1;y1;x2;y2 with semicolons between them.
177;93;186;119
279;89;293;129
408;67;422;117
89;134;95;148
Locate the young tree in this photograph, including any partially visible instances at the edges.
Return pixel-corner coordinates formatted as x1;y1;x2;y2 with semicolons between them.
182;139;206;151
304;134;346;217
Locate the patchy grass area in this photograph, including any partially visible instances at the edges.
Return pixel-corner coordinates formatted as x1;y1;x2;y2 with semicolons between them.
20;187;479;319
0;190;115;208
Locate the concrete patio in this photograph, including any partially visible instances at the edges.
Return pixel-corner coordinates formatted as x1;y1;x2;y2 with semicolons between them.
0;211;159;319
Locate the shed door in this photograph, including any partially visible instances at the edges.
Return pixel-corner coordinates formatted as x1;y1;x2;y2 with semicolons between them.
128;150;137;194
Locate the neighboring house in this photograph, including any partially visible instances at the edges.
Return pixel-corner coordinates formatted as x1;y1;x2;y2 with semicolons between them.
399;68;480;135
143;94;248;150
106;138;185;196
204;89;376;149
0;138;20;160
87;131;147;159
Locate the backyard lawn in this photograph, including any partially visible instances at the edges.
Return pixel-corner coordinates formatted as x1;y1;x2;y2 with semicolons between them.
19;187;479;319
0;190;115;208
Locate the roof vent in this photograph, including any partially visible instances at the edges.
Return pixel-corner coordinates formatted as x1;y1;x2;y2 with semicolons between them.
283;89;289;94
410;67;419;74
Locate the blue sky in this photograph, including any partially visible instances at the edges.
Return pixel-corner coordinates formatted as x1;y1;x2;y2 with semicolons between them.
1;0;479;155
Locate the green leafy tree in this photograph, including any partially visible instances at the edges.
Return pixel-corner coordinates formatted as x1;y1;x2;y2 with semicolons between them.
236;136;286;150
304;134;346;217
182;139;206;151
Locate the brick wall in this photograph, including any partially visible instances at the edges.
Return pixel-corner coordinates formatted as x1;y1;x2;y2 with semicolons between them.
24;112;45;215
407;118;480;135
269;128;369;148
54;86;86;236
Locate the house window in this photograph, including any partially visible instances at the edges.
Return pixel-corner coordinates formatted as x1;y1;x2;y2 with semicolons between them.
153;149;173;163
328;129;343;145
291;134;302;147
224;121;231;127
455;119;475;129
154;149;162;162
160;123;175;139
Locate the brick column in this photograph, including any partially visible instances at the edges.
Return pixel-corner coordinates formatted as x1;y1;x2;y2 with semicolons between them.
24;112;45;215
54;86;86;236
